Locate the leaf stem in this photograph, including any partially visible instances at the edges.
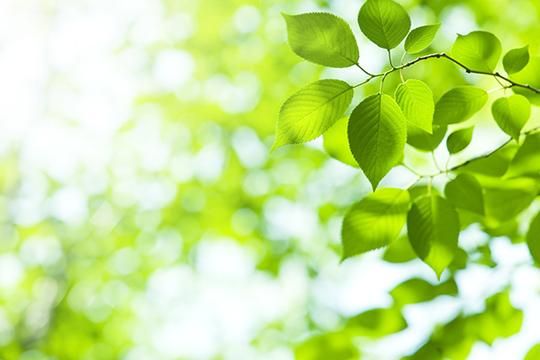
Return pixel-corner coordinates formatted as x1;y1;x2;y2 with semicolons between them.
388;50;395;69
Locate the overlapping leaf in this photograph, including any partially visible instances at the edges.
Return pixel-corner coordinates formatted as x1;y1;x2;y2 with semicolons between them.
433;86;488;126
526;211;540;264
407;124;447;152
323;117;359;167
446;126;474;154
444;173;484;215
451;31;502;73
491;95;531;141
505;132;540;177
395;79;434;133
511;55;540;106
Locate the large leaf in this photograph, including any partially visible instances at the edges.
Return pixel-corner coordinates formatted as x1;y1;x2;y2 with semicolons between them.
503;45;529;75
451;31;502;73
395;79;434;133
511;55;540;106
407;194;460;279
433;86;488;126
407;123;447;152
282;12;360;68
357;0;411;50
341;188;411;260
526;210;540;264
491;95;531;141
505;132;540;178
446;126;474;154
444;173;484;215
348;94;407;189
272;79;353;151
323;117;359;167
404;23;441;54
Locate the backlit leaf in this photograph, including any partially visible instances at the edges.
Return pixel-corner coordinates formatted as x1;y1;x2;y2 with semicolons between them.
505;132;540;178
433;86;488;126
444;173;484;215
526;210;540;264
511;55;540;106
451;31;502;73
295;333;359;360
446;126;474;154
395;79;434;133
407;124;447;152
283;12;360;68
323;117;359;167
404;23;441;54
272;79;353;151
503;45;529;75
491;95;531;141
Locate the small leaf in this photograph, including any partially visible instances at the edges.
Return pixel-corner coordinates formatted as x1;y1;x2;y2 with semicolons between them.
295;333;359;360
357;0;411;50
272;79;353;152
451;31;502;73
323;117;359;167
348;94;407;189
404;23;441;54
433;86;488;126
491;95;531;141
444;173;484;215
446;126;474;154
282;12;360;68
526;211;540;264
407;124;447;152
503;45;529;75
511;55;540;106
407;194;460;279
341;188;411;260
505;132;540;178
395;79;434;133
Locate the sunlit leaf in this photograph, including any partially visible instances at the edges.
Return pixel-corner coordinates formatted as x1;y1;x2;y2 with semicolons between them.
272;79;353;151
511;55;540;106
283;12;360;68
505;132;540;178
455;143;518;177
444;173;484;215
451;31;502;73
323;117;359;167
295;333;359;360
407;123;447;152
346;307;407;336
491;95;531;141
473;292;522;345
446;126;474;154
383;236;417;263
503;45;529;75
433;86;488;126
357;0;411;50
395;79;434;133
525;344;540;360
404;23;441;54
526;210;540;264
348;94;407;189
390;278;458;307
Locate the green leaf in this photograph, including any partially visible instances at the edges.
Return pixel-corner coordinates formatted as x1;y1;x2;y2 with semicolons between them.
383;236;417;263
433;86;488;126
323;117;359;167
404;23;441;54
295;333;359;360
491;95;531;141
525;344;540;360
272;79;353;151
348;94;407;189
407;123;447;152
390;278;458;307
407;194;460;279
395;79;434;133
451;31;502;73
526;211;540;264
503;45;529;75
455;143;518;177
446;126;474;154
346;307;407;337
505;132;540;178
341;188;411;260
357;0;411;50
511;55;540;106
473;292;523;345
444;173;484;215
282;12;360;68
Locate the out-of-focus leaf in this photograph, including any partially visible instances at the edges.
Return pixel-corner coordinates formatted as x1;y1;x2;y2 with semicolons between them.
444;173;484;215
446;126;474;154
383;236;417;263
407;124;447;152
323;117;359;167
511;55;540;106
395;79;434;133
346;307;407;337
505;132;540;178
295;333;359;360
390;278;458;307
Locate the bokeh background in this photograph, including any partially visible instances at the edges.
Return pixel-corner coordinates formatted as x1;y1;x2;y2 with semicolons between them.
1;0;540;359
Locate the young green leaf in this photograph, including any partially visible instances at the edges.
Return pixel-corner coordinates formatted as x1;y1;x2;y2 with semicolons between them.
510;55;540;106
491;95;531;141
444;173;484;215
341;188;411;260
395;79;434;133
282;12;360;68
323;117;359;168
407;194;460;279
446;126;474;154
526;211;540;264
407;124;447;152
503;45;529;75
404;23;441;54
271;79;353;152
348;94;407;189
357;0;411;50
505;132;540;178
451;31;502;73
433;86;488;126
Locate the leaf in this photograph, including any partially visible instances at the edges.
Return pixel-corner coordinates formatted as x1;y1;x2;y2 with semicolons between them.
526;211;540;264
346;307;407;337
383;236;417;263
433;86;488;126
451;31;502;73
341;188;411;260
444;173;484;215
395;79;434;133
323;117;359;167
503;45;529;75
282;12;360;68
505;132;540;178
348;94;407;189
357;0;411;50
390;278;458;307
455;143;518;177
525;344;540;360
295;333;359;360
446;126;474;154
491;95;531;141
473;292;523;345
407;123;447;152
404;23;441;54
407;194;460;279
511;55;540;106
272;79;353;151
